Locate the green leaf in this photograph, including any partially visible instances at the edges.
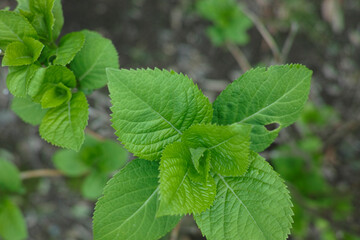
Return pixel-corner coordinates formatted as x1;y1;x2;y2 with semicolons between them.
93;159;181;240
213;64;312;152
108;68;213;161
0;10;38;50
53;31;85;66
196;0;252;46
52;149;89;177
182;124;251;176
97;140;129;172
39;92;89;151
189;147;207;172
0;198;28;240
189;150;211;184
6;64;40;97
28;0;55;41
195;152;293;240
70;30;119;90
11;96;47;125
16;0;30;11
0;158;23;194
40;82;72;108
158;142;216;216
51;0;64;40
81;171;108;200
2;37;44;66
28;65;76;102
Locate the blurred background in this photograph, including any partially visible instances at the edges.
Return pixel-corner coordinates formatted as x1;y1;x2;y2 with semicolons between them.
0;0;360;239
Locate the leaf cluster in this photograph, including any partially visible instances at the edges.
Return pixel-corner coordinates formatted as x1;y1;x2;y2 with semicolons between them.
0;158;27;240
196;0;253;46
0;0;119;151
93;64;312;240
52;135;129;200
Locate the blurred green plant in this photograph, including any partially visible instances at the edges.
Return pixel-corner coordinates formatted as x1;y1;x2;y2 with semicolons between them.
0;157;27;240
0;0;119;151
274;0;332;43
196;0;252;46
52;135;129;200
271;103;359;240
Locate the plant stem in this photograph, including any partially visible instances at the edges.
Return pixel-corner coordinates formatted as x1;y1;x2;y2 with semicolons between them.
85;128;106;142
226;42;251;72
170;220;182;240
281;22;299;62
20;169;63;180
241;4;282;63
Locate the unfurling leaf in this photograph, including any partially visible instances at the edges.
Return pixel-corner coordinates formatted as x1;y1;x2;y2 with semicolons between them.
158;142;216;216
2;37;43;66
40;82;72;109
182;124;251;176
28;65;76;102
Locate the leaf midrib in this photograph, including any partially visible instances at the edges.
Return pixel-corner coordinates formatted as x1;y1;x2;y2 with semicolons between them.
0;20;23;42
208;134;237;150
78;42;109;81
218;175;267;239
99;187;159;240
114;73;183;135
237;72;308;124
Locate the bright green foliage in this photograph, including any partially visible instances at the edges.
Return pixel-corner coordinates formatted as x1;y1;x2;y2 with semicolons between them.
11;96;47;125
28;65;76;102
158;142;216;216
103;65;312;239
0;10;38;50
0;158;23;194
15;0;30;11
54;32;85;65
53;135;128;199
213;64;312;152
52;149;88;177
195;152;293;240
93;159;181;240
27;0;56;42
82;171;108;200
39;92;89;151
1;1;119;151
0;198;28;240
6;64;40;97
182;124;251;176
196;0;252;46
70;30;119;90
189;147;207;172
107;68;213;160
188;149;211;183
40;82;72;108
2;37;44;66
51;0;64;40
